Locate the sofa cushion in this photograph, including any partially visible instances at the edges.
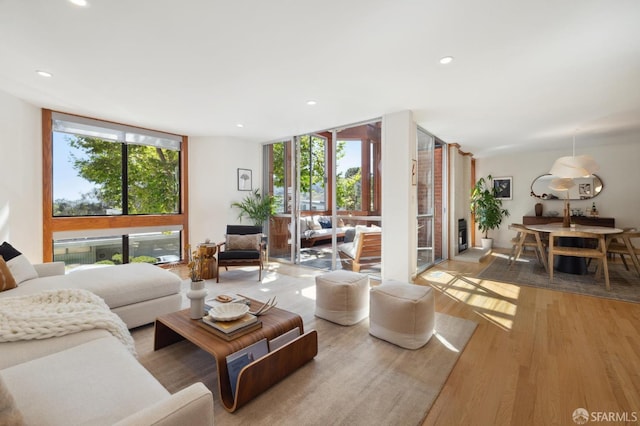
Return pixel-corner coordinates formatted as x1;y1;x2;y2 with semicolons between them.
0;329;112;370
318;217;331;229
306;216;322;230
0;243;37;285
0;257;17;292
352;225;382;250
341;241;357;259
219;250;261;260
0;376;24;426
0;335;170;426
226;234;261;251
299;217;309;233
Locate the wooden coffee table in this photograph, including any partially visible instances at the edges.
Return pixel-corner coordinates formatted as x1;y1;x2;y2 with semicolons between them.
154;298;318;412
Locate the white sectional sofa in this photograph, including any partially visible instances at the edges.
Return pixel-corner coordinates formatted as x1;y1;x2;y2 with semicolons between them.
0;246;211;425
0;328;214;425
0;262;182;329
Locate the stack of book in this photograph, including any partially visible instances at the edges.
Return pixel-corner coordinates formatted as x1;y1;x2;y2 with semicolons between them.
202;313;262;341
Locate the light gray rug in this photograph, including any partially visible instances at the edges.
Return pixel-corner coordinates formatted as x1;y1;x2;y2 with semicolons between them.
477;253;640;303
132;269;477;425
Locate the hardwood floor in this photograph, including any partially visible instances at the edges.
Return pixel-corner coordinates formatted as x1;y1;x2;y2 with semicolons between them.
168;257;640;425
418;256;640;426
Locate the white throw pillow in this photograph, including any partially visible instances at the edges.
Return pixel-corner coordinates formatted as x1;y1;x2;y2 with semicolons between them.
306;217;322;230
0;242;38;284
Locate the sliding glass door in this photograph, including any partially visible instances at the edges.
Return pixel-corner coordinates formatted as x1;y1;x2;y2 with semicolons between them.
263;119;382;274
416;127;445;272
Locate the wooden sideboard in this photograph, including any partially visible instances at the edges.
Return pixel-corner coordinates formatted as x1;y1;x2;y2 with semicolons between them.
522;216;615;227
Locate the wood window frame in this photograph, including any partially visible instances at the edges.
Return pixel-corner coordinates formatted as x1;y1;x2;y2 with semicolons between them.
41;109;189;262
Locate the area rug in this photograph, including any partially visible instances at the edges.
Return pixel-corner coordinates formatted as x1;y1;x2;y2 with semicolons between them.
132;269;477;425
477;253;640;303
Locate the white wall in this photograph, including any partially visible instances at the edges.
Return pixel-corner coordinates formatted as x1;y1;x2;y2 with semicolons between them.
448;146;472;257
0;90;42;262
0;88;262;262
475;138;640;248
188;136;262;246
381;110;416;282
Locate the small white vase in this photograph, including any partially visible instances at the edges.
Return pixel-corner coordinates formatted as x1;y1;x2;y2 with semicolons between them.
187;279;208;319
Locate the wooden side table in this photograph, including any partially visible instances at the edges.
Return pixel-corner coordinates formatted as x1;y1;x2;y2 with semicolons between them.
198;243;217;279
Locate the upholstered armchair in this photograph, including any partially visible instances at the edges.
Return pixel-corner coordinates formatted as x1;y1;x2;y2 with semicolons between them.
216;225;265;282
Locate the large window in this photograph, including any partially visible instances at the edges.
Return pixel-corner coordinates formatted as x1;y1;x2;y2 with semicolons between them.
336;139;362;211
52;112;180;216
335;124;381;215
43;110;188;267
299;134;327;211
269;141;291;214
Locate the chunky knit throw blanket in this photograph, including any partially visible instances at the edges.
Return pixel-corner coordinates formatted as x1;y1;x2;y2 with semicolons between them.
0;289;136;356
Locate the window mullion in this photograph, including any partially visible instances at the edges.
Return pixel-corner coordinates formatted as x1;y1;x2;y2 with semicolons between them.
122;143;129;215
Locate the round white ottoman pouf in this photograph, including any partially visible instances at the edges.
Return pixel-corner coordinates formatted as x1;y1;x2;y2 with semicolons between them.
369;280;435;349
315;270;370;325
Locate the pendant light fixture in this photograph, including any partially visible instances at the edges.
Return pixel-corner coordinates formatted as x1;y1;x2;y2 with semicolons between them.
549;133;599;178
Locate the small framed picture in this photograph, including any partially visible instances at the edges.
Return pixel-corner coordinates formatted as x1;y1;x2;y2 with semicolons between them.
237;168;252;191
579;183;591;196
493;176;512;200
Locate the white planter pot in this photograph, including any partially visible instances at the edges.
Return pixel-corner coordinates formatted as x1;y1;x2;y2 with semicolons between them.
481;238;493;249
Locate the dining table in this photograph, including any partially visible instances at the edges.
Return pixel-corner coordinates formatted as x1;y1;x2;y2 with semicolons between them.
524;223;623;274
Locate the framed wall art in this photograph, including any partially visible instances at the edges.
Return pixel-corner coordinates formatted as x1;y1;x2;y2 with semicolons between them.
237;168;252;191
493;176;512;200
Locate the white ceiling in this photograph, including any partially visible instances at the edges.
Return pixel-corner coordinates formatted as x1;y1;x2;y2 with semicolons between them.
1;0;639;157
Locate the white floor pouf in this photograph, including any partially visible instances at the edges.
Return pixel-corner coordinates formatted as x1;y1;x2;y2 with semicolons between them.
315;270;370;325
369;280;435;349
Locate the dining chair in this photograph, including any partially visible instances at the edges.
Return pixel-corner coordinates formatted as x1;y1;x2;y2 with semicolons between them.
548;230;610;290
606;230;640;277
508;223;548;272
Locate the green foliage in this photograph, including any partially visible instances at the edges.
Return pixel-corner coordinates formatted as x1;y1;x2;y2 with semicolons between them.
298;135;327;195
336;167;361;210
68;137;122;210
126;144;179;214
111;253;131;264
53;192;112;216
132;255;157;264
54;136;179;216
470;175;510;238
95;260;115;265
271;138;348;211
231;189;276;226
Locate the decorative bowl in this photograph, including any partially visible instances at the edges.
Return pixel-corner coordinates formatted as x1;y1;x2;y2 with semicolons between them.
208;302;249;321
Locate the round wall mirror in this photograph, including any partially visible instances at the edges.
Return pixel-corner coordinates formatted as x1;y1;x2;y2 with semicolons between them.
530;174;603;200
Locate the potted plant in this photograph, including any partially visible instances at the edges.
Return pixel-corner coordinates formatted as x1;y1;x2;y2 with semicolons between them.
231;189;276;226
470;175;510;249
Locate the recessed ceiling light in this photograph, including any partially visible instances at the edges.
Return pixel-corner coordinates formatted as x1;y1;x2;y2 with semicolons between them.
36;70;53;78
236;124;244;128
439;56;454;64
306;100;317;106
69;0;88;6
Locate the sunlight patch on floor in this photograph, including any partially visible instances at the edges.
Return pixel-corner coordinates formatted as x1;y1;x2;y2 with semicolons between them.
434;331;460;352
490;251;533;264
425;270;520;331
300;285;316;300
